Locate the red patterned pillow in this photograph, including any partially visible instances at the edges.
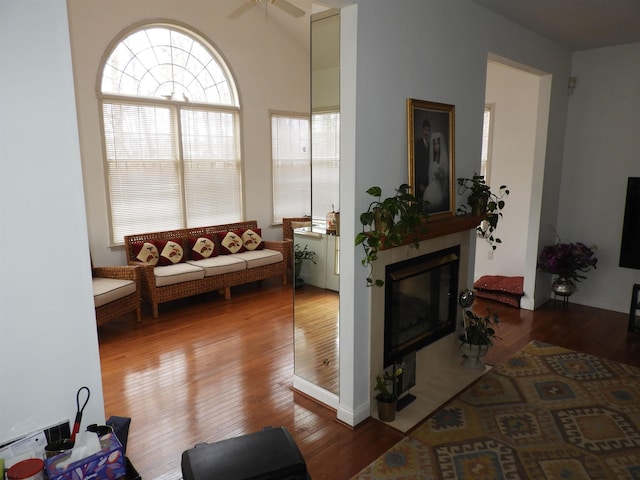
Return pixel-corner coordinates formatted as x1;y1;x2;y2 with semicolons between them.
154;239;185;266
218;230;246;255
188;235;218;260
131;242;159;266
241;228;264;251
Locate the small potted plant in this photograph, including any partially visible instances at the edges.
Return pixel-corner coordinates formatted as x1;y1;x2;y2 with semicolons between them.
294;244;317;288
355;184;429;287
374;365;403;422
456;174;509;250
459;307;500;370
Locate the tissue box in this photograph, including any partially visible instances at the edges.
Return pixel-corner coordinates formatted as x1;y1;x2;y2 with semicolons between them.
45;432;125;480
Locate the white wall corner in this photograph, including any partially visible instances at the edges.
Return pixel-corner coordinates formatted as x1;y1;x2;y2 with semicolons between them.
336;400;371;427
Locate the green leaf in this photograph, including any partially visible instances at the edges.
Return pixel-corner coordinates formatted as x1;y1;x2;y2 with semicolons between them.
360;211;374;226
366;186;382;197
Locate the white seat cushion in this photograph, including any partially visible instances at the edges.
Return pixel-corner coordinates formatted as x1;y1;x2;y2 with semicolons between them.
187;256;246;277
93;278;136;308
154;263;205;287
234;249;283;269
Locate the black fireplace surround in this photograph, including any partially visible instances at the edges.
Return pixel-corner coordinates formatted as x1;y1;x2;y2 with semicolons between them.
383;245;460;367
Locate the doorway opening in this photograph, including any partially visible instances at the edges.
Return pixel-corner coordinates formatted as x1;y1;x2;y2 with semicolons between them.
473;55;552;311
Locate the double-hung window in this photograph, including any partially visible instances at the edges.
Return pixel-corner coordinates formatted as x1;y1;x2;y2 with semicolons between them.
271;111;340;225
271;113;311;224
311;111;340;223
100;25;241;244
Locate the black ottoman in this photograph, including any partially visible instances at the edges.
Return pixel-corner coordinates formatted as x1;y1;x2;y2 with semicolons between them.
181;426;310;480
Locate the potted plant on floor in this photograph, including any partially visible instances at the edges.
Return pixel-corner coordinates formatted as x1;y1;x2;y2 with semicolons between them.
294;244;317;287
459;307;500;370
355;184;429;287
456;173;509;250
374;365;403;422
537;240;598;298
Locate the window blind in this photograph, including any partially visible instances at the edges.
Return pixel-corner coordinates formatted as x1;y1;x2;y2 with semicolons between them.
271;114;311;224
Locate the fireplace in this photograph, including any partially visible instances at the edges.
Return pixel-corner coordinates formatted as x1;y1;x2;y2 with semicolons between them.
383;245;460;367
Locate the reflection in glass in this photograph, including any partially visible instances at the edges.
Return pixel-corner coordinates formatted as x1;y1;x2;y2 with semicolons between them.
293;8;340;398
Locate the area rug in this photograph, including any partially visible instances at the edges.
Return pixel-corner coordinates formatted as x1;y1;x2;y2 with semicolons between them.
352;340;640;479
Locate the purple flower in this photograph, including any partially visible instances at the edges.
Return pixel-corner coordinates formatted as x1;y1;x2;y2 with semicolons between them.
537;242;597;282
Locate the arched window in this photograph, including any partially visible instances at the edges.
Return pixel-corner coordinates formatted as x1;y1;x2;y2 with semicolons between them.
100;24;241;244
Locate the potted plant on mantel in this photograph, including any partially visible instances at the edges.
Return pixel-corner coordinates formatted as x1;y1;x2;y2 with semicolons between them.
456;173;509;250
374;365;403;422
459;307;500;370
355;184;429;287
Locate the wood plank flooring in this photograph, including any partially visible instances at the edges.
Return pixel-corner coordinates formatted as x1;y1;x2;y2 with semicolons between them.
97;278;640;480
294;285;339;394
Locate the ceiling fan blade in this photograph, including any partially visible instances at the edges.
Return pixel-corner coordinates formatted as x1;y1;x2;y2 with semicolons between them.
271;0;305;18
229;0;259;19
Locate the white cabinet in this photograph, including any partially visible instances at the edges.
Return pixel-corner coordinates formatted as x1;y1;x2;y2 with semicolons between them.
294;229;339;292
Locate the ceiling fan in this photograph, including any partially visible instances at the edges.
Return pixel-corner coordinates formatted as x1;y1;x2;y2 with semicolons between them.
229;0;306;19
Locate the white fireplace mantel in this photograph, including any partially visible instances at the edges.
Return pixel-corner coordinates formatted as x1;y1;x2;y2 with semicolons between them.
369;226;488;431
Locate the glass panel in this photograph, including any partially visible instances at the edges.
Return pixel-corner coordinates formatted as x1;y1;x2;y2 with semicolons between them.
293;9;340;398
103;26;234;106
272;114;311;223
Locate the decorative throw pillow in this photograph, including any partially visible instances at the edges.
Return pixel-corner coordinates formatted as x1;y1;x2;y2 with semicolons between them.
154;240;185;266
241;228;264;251
219;230;245;255
188;235;217;260
132;242;159;266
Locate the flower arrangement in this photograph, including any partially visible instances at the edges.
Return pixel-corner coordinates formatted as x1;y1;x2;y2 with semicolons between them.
374;365;403;403
537;242;598;282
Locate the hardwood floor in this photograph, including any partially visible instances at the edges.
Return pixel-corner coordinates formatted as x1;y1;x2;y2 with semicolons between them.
98;278;640;479
294;285;339;394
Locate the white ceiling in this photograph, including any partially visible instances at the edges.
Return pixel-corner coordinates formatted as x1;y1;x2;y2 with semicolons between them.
238;0;640;55
471;0;640;51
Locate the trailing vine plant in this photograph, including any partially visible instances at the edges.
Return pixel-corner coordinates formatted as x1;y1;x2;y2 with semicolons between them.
355;184;429;286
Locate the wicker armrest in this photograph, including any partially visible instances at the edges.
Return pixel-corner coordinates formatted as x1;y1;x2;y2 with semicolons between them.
263;240;288;255
93;265;139;282
126;261;154;281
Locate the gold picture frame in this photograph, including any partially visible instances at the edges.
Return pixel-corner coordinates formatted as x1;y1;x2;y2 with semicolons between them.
407;98;455;219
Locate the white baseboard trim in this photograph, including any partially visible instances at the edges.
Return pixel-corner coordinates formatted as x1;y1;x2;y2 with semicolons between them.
336;400;371;427
292;375;339;410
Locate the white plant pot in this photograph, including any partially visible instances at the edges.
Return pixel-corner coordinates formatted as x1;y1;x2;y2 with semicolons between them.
460;343;489;370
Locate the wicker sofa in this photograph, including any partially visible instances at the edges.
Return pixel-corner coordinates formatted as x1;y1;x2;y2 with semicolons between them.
124;221;289;318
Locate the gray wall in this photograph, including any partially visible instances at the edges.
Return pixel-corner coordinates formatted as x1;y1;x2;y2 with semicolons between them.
1;0;105;445
339;0;573;425
557;42;640;311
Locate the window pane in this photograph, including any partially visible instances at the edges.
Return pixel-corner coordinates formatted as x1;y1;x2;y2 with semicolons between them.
182;109;242;225
101;25;242;244
312;112;340;223
103;102;182;243
103;26;235;106
481;105;493;179
271;115;311;224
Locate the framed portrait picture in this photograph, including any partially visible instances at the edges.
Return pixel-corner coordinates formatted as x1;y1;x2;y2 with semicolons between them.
407;98;455;218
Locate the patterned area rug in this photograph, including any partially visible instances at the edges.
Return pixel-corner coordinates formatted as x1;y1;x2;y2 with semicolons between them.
352;341;640;479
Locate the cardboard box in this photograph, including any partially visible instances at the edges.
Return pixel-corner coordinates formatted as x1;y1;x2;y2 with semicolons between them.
45;433;125;480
